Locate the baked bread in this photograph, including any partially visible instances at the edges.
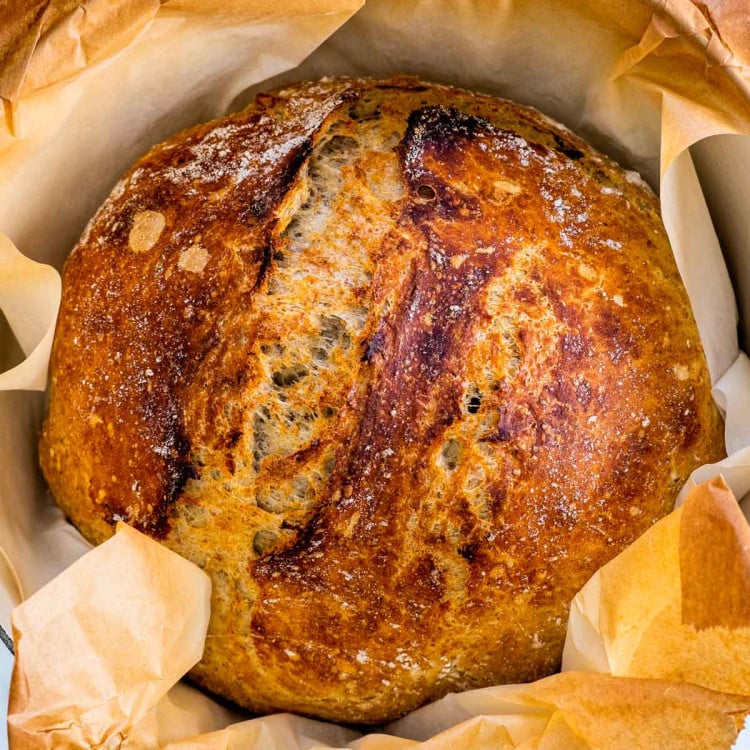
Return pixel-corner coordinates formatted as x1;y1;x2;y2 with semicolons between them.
40;77;724;724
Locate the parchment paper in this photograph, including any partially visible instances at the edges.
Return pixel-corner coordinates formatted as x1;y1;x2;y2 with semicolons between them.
2;0;750;747
8;524;212;750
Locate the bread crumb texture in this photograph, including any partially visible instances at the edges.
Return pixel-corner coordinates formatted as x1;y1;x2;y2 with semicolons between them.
40;77;724;724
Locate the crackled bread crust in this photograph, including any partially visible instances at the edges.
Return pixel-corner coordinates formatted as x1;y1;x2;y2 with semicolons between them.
40;77;724;724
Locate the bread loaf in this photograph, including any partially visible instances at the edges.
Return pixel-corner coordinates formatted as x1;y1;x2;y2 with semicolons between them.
40;77;724;724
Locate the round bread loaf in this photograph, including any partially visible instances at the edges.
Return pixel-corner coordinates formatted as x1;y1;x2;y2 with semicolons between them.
40;77;724;724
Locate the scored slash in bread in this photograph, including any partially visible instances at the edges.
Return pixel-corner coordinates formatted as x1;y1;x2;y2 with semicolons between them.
40;77;724;724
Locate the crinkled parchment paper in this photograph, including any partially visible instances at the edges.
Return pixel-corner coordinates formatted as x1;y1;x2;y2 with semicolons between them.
8;524;212;750
2;0;750;747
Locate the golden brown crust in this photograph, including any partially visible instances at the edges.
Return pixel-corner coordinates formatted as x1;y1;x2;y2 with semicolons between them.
40;77;725;724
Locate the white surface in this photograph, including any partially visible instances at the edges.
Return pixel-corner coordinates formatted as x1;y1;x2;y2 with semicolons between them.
1;642;10;750
735;718;750;750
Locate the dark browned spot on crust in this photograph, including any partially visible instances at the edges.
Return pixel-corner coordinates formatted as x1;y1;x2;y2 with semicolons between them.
553;132;584;161
362;327;387;362
221;428;244;449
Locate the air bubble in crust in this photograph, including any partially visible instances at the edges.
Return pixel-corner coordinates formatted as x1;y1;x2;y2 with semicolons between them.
440;438;461;471
253;528;279;556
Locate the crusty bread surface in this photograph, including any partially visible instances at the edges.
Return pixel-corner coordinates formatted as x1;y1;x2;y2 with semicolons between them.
40;77;725;724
